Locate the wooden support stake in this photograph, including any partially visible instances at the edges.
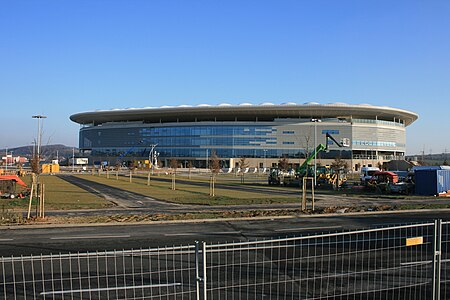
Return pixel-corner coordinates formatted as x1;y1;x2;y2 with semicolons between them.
209;176;212;196
42;184;45;218
39;184;42;218
302;178;307;211
27;183;34;219
171;173;176;190
35;183;39;217
301;177;315;212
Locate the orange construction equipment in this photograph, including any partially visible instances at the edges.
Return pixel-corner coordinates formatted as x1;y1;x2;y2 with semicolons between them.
369;171;399;184
0;175;28;198
0;175;28;187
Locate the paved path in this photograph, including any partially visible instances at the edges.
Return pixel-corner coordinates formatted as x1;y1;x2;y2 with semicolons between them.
58;174;184;209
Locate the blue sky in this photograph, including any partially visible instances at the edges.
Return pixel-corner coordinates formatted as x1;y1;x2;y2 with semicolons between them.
1;0;449;155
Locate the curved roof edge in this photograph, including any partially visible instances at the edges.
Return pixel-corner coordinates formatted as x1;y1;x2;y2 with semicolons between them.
71;103;419;126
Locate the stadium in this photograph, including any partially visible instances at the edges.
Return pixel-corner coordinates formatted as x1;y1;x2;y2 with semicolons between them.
70;102;418;171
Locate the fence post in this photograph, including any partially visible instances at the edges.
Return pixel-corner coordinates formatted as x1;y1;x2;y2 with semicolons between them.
202;241;207;300
432;219;442;300
195;241;201;300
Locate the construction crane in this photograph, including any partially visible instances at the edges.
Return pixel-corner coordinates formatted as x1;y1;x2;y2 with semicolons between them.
296;133;348;176
269;133;349;186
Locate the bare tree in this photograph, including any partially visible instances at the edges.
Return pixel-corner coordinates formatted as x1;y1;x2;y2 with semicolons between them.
330;157;349;189
169;158;178;169
187;160;193;179
331;157;348;173
30;155;40;175
299;126;313;161
238;157;249;184
209;151;221;196
278;157;290;172
169;158;178;190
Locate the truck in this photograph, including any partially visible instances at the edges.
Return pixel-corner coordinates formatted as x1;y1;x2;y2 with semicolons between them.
360;167;380;184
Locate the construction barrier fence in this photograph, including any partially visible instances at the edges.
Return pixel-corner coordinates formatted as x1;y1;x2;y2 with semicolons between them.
1;220;450;299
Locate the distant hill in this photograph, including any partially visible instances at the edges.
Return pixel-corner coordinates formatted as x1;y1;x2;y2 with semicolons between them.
0;144;78;159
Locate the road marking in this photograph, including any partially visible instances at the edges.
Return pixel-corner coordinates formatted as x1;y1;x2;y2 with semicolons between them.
275;226;342;232
50;235;130;240
0;238;13;241
165;231;241;236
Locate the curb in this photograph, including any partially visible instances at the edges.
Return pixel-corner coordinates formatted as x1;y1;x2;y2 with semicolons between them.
2;208;450;230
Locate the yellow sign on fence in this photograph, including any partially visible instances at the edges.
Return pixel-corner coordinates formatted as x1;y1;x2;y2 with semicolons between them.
406;236;423;247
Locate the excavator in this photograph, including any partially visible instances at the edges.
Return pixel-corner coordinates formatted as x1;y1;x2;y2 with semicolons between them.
268;133;349;186
0;175;29;199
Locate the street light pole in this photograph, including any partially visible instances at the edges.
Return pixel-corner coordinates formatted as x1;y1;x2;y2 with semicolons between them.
311;119;322;187
314;121;317;186
31;115;47;219
148;144;158;168
32;115;47;171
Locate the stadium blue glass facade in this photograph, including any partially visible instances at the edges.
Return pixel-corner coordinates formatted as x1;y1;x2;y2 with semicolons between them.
81;123;346;160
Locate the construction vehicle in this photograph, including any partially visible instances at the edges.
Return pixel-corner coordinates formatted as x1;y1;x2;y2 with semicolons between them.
360;166;380;184
0;175;29;199
268;133;349;186
268;167;293;185
316;165;347;188
366;171;414;194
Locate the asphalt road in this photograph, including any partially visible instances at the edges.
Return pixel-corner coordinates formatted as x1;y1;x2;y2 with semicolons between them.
1;211;450;256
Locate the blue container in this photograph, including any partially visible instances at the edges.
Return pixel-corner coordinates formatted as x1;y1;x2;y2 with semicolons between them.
412;166;450;171
415;169;450;196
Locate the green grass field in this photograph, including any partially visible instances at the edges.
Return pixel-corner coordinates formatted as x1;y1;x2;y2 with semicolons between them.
74;172;302;205
2;174;111;210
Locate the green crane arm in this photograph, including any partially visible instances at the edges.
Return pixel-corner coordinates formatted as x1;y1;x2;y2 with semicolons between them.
298;143;326;174
295;132;348;175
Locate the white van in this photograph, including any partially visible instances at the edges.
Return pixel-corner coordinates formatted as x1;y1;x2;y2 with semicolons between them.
360;167;380;183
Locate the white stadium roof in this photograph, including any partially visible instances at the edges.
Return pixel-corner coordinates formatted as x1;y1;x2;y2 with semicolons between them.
71;102;418;126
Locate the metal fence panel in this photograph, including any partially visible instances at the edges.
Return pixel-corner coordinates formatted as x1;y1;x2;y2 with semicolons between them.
205;223;436;299
0;221;446;299
440;220;450;300
0;246;197;299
